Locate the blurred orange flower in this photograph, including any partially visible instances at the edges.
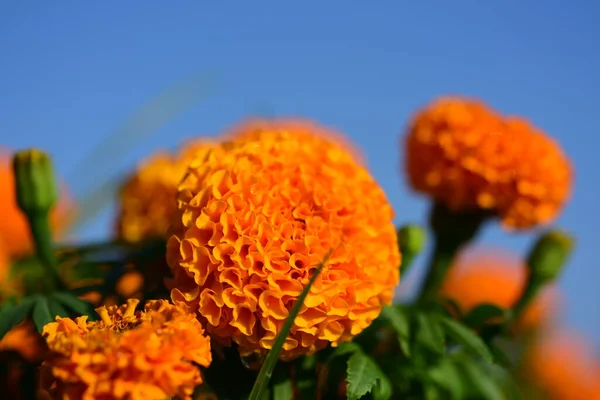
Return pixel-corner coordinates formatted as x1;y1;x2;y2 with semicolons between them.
404;97;572;229
167;119;400;360
41;299;212;400
116;140;215;243
523;330;600;400
0;321;46;363
0;148;73;258
440;248;558;331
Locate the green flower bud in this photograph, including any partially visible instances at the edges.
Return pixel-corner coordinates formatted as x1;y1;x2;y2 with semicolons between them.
12;149;59;215
398;224;426;274
527;230;574;285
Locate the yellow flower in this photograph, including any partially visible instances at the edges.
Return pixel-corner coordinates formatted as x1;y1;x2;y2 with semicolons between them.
167;119;400;360
116;140;215;243
404;97;572;229
522;330;600;400
440;248;558;331
41;299;212;400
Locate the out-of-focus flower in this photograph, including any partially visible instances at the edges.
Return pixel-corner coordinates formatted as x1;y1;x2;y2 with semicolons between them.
404;97;572;230
41;299;212;400
116;140;215;243
0;321;46;363
167;119;400;360
440;248;558;330
522;330;600;400
0;149;73;258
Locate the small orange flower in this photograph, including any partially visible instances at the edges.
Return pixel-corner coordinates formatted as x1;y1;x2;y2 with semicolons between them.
116;140;215;243
404;97;572;229
522;330;600;400
0;148;73;258
167;119;400;360
0;321;46;363
41;299;212;400
440;248;557;331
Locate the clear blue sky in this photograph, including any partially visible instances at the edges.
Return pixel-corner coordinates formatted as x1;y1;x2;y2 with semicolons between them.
1;1;598;347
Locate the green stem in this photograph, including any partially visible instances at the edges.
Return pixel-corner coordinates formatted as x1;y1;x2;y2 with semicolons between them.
510;277;541;325
417;203;488;305
26;211;66;291
417;242;455;303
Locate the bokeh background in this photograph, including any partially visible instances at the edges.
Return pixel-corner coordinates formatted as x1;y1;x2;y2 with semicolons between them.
1;2;598;347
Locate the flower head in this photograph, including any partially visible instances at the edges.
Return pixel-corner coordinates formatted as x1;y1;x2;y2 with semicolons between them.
116;140;215;243
404;97;572;229
440;248;558;331
167;119;400;360
41;299;212;400
522;330;600;400
0;148;72;258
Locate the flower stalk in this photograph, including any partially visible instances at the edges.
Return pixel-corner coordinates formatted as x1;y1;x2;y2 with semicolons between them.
417;203;488;304
12;149;66;291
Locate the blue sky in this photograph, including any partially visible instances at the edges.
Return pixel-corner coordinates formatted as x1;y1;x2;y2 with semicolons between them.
1;1;598;347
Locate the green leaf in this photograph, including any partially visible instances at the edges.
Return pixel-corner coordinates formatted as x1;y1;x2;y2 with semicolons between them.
327;342;362;364
346;351;391;400
32;296;54;333
459;362;505;400
380;305;411;356
489;342;512;368
48;298;71;320
440;316;492;363
0;298;35;339
416;312;445;354
248;252;330;400
272;377;293;400
462;304;506;328
428;360;466;399
51;292;97;319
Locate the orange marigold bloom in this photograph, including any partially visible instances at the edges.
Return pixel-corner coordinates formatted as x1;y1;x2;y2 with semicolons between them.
404;97;572;229
0;148;73;258
522;330;600;400
167;119;400;360
116;140;215;243
41;299;212;400
0;321;46;363
440;248;558;331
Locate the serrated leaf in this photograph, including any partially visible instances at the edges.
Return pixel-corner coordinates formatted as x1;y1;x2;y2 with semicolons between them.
346;352;378;400
51;292;97;319
416;312;445;354
462;303;506;328
440;316;493;363
380;305;411;356
459;362;505;400
346;351;391;400
32;296;54;333
0;298;35;339
428;360;466;400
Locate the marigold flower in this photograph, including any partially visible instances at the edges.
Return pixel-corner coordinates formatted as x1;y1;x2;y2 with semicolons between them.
0;321;46;363
522;330;600;400
41;299;212;400
440;248;558;331
116;140;215;243
404;97;572;229
167;119;400;360
0;148;73;258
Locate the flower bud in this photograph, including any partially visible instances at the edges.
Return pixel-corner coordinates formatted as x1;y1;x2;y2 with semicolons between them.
398;224;426;274
12;149;58;215
527;230;574;285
